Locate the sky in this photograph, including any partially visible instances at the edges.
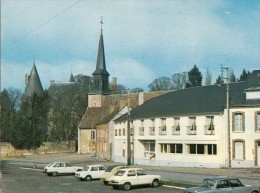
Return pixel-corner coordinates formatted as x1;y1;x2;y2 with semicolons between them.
1;0;260;91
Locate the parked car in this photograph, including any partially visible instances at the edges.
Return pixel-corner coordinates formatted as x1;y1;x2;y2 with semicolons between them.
183;177;260;193
43;162;83;176
108;168;161;191
100;165;128;185
75;165;106;181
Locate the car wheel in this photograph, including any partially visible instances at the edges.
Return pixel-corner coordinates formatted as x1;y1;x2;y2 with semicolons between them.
152;179;159;187
123;182;131;191
47;173;52;176
251;191;259;193
85;175;92;181
103;181;108;185
52;172;58;177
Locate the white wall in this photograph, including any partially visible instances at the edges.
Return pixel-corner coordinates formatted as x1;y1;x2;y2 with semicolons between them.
230;107;260;168
114;114;226;168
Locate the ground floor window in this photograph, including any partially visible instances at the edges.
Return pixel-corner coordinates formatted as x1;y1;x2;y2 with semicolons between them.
208;144;217;155
188;144;217;155
160;143;183;154
143;141;155;158
189;144;204;154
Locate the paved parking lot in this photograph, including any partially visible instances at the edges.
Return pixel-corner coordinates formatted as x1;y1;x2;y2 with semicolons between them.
0;159;180;193
1;152;260;187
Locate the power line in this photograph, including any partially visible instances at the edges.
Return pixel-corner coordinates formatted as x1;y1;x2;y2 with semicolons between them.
10;0;82;46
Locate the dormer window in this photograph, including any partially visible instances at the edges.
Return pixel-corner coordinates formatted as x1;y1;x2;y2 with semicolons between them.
246;87;260;100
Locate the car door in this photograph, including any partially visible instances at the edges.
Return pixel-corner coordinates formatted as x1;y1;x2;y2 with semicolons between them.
229;179;248;193
216;180;232;193
136;169;150;185
64;163;73;173
57;162;65;174
90;166;99;179
98;166;106;178
126;170;138;185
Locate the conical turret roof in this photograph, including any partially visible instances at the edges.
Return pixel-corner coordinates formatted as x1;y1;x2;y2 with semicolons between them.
24;62;44;97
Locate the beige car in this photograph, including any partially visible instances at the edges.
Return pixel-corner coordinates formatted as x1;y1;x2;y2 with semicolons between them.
109;168;161;191
100;165;128;185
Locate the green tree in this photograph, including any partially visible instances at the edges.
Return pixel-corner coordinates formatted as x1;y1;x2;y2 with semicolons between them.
229;68;237;82
186;65;203;88
148;76;172;91
238;69;251;81
0;88;21;142
11;91;49;149
215;75;224;85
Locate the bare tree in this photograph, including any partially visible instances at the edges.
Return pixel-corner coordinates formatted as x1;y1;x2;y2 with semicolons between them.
204;68;212;86
148;76;172;91
172;72;188;90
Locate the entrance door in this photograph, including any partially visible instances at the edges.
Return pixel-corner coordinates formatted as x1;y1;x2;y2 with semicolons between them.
257;141;260;166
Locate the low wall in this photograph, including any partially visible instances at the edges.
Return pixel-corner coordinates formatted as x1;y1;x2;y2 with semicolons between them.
0;141;76;158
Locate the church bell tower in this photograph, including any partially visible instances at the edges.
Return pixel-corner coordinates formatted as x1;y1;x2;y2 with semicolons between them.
91;17;110;95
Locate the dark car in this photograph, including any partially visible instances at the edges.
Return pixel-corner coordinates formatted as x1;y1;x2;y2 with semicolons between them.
184;177;259;193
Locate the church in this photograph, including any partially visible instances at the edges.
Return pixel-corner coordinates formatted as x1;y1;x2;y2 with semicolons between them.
77;21;168;159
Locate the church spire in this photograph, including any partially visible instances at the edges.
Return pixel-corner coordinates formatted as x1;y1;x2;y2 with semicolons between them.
92;17;110;94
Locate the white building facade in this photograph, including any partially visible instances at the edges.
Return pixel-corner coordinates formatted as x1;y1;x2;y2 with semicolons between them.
113;71;260;168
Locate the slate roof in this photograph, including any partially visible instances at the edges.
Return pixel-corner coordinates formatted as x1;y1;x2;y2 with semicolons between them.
24;63;44;97
115;70;260;122
92;31;109;76
78;91;169;129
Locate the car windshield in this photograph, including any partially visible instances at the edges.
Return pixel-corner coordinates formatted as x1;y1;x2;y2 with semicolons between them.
114;170;125;176
200;179;216;188
46;163;54;167
83;166;89;171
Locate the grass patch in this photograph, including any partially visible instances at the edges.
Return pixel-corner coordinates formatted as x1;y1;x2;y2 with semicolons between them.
162;180;196;188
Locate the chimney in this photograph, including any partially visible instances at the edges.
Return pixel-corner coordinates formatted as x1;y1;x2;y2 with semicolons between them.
112;77;117;93
138;91;144;105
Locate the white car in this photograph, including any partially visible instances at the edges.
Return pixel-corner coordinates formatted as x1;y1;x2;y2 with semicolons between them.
109;168;161;191
43;162;83;176
75;165;106;181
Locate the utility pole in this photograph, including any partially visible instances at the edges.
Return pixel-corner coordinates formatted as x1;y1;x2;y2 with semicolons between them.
126;89;131;165
221;65;231;168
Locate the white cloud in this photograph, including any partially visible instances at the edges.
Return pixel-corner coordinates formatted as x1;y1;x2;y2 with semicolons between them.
1;0;259;91
108;57;156;90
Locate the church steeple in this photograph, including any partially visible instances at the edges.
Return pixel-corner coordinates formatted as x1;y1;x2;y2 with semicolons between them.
69;72;75;82
92;17;110;94
24;62;44;97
